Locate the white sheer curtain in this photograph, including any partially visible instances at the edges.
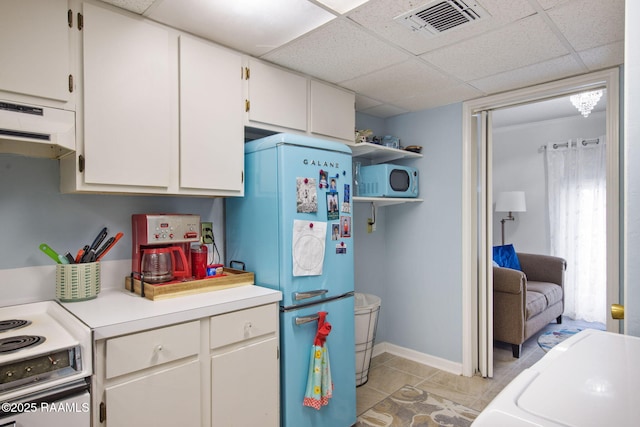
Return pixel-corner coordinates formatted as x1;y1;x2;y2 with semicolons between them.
545;136;606;323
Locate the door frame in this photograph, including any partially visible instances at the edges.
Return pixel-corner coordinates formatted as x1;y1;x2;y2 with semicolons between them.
461;68;621;376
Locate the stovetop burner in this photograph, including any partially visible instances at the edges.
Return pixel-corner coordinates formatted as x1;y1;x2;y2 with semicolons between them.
0;319;31;333
0;335;46;354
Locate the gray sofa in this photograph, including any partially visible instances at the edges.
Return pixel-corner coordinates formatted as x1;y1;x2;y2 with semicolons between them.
493;252;566;358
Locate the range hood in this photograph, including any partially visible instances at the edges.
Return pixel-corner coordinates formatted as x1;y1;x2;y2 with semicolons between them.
0;100;75;159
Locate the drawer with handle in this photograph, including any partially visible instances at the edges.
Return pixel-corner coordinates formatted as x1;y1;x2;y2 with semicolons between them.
105;321;200;378
210;304;277;350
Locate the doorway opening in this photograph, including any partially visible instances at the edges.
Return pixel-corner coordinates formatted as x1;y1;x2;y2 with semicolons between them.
461;68;621;377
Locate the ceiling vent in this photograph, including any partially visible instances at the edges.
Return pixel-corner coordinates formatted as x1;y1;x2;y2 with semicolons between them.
395;0;489;36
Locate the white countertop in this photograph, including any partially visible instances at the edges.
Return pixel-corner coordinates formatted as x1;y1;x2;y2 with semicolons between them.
61;285;282;340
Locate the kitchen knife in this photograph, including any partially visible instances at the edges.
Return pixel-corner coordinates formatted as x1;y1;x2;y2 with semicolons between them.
77;245;90;263
96;232;123;261
90;227;108;251
64;252;76;264
39;243;62;264
95;236;114;259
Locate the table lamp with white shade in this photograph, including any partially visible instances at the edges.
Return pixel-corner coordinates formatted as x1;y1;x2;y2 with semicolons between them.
495;191;526;245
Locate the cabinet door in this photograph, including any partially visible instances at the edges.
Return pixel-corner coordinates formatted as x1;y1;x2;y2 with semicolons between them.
0;0;70;102
105;360;201;427
211;338;279;427
310;80;355;141
82;3;171;187
179;35;243;193
247;59;307;132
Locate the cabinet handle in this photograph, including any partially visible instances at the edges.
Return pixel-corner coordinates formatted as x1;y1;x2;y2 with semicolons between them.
245;99;250;112
99;402;106;422
156;344;163;352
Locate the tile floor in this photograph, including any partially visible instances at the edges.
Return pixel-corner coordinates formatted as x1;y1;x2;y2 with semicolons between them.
356;318;605;416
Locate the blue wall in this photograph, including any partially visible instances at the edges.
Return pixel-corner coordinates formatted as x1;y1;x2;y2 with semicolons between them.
354;104;463;362
0;154;223;270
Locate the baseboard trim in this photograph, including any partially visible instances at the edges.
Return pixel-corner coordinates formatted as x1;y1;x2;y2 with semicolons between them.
372;341;464;376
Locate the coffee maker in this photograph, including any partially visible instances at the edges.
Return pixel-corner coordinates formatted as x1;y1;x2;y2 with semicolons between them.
132;214;201;282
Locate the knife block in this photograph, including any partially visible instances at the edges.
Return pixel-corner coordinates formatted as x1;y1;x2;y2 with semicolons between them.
56;261;101;302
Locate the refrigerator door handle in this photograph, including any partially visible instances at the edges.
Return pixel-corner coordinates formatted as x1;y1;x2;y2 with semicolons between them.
294;289;328;301
295;313;329;325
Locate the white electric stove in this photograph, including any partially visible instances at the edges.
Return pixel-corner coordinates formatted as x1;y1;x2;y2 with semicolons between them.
0;301;92;426
473;329;640;426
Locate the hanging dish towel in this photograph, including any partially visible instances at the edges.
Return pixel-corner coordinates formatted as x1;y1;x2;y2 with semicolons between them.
303;311;333;410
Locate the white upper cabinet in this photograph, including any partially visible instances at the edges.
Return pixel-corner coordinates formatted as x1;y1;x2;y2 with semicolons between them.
310;80;355;141
81;2;172;188
0;0;72;104
245;59;308;132
179;35;243;195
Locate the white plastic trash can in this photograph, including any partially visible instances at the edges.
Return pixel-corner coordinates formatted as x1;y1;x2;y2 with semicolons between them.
354;293;381;386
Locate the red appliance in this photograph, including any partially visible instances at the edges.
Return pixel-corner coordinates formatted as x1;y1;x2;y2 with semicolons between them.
131;214;201;281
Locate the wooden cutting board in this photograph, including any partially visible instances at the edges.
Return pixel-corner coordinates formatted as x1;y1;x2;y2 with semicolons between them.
124;268;254;301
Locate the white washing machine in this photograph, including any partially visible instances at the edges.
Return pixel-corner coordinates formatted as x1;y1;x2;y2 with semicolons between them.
473;329;640;426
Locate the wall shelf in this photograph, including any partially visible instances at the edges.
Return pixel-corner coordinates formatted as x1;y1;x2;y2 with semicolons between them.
350;142;422;164
353;196;423;207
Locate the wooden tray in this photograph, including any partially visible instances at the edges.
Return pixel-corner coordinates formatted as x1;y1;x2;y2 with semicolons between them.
124;268;254;301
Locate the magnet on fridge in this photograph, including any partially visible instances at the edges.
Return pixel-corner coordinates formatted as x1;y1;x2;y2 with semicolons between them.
336;242;347;254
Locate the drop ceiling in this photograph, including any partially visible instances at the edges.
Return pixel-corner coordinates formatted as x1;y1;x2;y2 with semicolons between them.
97;0;624;119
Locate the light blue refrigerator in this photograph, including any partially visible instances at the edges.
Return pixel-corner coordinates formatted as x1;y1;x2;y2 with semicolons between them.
226;133;356;427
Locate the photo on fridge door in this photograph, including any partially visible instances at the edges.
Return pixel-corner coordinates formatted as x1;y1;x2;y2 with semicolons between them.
327;192;339;220
342;184;351;213
297;177;318;213
340;216;351;238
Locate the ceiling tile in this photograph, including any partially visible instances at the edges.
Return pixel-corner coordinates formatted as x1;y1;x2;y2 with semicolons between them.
535;0;572;10
355;94;384;110
468;55;585;94
578;41;624;71
547;0;625;51
420;15;568;81
341;59;462;103
316;0;370;14
347;0;536;55
262;18;409;83
147;0;336;56
359;103;409;118
390;83;483;111
99;0;155;14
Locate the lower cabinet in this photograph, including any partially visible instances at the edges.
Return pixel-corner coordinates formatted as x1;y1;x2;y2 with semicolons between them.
210;304;279;426
105;361;201;426
92;304;279;426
